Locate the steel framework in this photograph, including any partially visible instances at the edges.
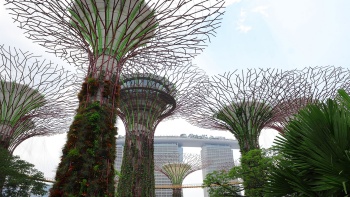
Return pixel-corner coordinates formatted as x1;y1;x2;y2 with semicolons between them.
154;153;209;197
0;45;76;154
116;62;207;196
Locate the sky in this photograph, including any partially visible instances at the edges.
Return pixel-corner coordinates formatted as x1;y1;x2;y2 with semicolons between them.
1;0;350;196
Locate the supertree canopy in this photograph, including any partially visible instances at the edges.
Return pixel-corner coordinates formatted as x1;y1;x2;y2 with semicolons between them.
116;63;206;196
0;45;76;154
185;69;294;154
154;153;208;197
185;67;350;196
5;0;224;196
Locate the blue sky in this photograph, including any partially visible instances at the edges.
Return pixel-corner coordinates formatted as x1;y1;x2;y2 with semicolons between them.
195;0;350;75
1;1;350;196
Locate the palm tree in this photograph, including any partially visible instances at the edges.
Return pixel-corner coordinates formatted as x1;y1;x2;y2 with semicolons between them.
265;89;350;196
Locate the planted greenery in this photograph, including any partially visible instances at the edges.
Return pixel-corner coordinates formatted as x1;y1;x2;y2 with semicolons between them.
50;79;117;197
214;101;273;196
117;132;155;197
203;149;276;197
265;89;350;196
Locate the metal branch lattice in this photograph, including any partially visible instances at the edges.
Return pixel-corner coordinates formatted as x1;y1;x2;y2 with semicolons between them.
0;45;77;154
269;66;350;132
5;0;224;68
184;67;350;153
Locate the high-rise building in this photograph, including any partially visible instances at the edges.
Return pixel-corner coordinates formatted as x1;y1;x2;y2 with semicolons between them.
115;134;238;197
154;143;183;196
201;145;235;197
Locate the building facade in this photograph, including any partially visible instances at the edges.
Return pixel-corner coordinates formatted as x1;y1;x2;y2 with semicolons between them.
115;134;238;197
201;145;235;197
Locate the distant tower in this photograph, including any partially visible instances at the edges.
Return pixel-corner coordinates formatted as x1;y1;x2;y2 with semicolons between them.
154;143;182;197
201;145;234;197
155;153;208;197
0;45;76;154
115;137;181;197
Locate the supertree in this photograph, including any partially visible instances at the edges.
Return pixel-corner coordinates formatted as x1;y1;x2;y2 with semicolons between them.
5;0;225;196
154;153;208;197
185;69;295;154
116;63;206;196
0;45;76;155
185;67;350;195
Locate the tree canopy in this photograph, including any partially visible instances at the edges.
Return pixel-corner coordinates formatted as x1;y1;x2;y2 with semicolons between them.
0;148;47;197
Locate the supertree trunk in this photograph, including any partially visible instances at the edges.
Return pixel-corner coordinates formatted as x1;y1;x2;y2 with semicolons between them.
117;130;154;197
236;130;260;155
172;188;182;197
170;179;183;197
50;78;118;197
236;131;261;195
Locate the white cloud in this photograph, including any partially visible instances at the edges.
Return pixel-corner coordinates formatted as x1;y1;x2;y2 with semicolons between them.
252;5;269;17
236;23;252;33
236;8;252;33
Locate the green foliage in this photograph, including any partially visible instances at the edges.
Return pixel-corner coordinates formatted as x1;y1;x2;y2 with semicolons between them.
204;149;276;197
0;147;47;197
265;89;350;196
241;149;271;196
115;169;121;178
50;99;117;196
67;148;79;158
116;132;155;197
203;168;243;197
88;112;101;122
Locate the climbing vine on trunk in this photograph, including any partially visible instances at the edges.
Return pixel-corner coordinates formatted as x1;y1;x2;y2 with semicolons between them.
50;79;117;197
